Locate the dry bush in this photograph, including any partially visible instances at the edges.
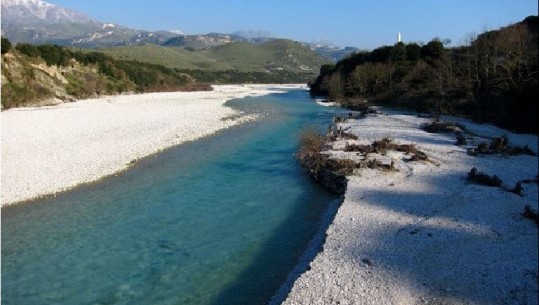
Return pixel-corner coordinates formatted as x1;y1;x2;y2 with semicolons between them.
422;121;465;133
344;138;428;161
297;127;350;194
509;182;524;196
467;167;502;187
522;205;539;226
325;158;360;175
297;127;327;179
468;137;536;156
456;131;467;145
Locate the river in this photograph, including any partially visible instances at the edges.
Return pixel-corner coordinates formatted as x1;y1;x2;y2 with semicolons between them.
1;88;343;305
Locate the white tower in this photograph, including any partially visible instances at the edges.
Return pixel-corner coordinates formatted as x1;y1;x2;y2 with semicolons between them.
397;32;402;43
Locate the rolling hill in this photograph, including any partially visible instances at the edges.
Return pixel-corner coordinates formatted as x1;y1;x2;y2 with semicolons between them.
97;44;233;71
98;39;331;74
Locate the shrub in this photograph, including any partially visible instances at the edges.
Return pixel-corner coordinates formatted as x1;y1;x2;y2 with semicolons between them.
36;44;70;66
1;37;11;54
522;205;539;226
467;137;536;156
1;82;53;109
297;128;350;194
15;43;39;57
467;167;502;187
297;127;327;179
455;131;467;145
422;121;465;133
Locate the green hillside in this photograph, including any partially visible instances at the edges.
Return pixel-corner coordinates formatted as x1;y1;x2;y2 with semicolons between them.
205;39;326;72
1;40;209;109
98;44;233;71
97;39;330;74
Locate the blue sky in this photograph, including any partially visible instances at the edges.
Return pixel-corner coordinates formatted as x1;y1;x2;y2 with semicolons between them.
50;0;538;49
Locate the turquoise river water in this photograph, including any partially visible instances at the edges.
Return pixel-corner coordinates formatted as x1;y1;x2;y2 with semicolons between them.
1;88;343;305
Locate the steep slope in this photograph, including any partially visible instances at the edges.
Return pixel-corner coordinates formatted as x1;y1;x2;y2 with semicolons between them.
1;44;205;109
1;50;113;108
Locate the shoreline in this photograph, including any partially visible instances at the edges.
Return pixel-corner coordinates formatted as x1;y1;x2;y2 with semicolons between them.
3;89;537;304
280;108;538;304
1;84;307;206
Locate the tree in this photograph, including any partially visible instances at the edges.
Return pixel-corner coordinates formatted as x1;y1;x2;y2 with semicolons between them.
405;43;421;61
37;44;70;66
328;73;344;101
349;65;368;97
391;42;407;62
1;37;11;54
421;39;445;61
320;64;335;76
15;43;39;57
369;45;393;63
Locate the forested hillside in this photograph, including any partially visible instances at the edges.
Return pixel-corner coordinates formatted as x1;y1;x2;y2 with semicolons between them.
310;16;538;133
1;39;208;109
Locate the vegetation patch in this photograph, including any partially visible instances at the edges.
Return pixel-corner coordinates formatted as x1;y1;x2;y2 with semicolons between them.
298;127;432;193
326;129;358;142
467;167;502;187
422;121;465;133
1;82;54;108
468;168;538;198
467;137;537;156
509;176;538;196
297;128;347;194
309;16;539;134
522;205;539;226
455;131;467;146
1;40;212;109
344;138;428;162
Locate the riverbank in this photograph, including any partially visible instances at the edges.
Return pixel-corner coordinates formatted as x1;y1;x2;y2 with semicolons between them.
0;84;306;206
280;108;538;304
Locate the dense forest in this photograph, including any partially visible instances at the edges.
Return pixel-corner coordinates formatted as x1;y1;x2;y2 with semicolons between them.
310;16;538;133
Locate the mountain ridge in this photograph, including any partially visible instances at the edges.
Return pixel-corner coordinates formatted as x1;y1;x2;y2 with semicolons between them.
1;0;356;60
1;0;97;24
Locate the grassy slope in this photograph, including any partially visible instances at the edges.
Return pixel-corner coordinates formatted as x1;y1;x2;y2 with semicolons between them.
201;39;330;72
98;39;330;73
98;44;232;70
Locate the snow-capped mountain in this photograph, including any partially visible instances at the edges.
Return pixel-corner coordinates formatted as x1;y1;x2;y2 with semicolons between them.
1;0;179;46
1;0;353;60
1;0;97;24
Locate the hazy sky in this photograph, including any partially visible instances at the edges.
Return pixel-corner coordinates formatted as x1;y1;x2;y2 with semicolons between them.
49;0;538;49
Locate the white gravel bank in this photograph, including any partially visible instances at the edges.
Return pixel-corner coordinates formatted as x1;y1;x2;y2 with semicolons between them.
281;109;538;305
1;84;305;206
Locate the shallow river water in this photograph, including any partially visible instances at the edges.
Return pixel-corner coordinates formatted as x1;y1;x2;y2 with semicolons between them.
2;88;342;305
